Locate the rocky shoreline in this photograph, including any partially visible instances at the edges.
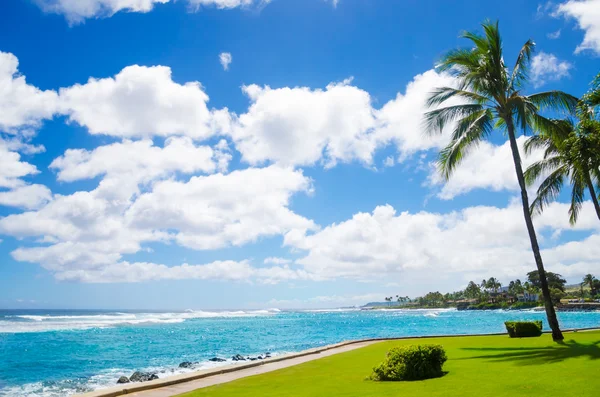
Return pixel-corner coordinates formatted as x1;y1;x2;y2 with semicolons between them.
114;353;272;385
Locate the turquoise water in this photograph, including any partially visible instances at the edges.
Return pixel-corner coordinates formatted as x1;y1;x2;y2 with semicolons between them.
1;308;599;396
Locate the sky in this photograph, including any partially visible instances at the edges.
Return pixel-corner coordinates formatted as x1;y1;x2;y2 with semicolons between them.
0;0;599;310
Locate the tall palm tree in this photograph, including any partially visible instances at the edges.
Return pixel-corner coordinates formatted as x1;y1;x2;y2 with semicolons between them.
583;274;596;295
524;115;600;223
425;20;577;340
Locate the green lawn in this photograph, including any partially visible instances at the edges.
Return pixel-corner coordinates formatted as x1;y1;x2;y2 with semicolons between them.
180;331;600;397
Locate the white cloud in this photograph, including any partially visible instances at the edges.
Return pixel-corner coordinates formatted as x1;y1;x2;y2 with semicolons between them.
427;136;544;199
229;70;455;168
0;51;58;134
231;79;377;168
383;156;395;167
35;0;170;23
555;0;600;54
58;65;226;139
52;259;313;283
547;29;561;39
35;0;272;23
187;0;271;10
0;166;317;281
0;141;52;209
530;52;572;87
284;201;600;284
127;165;317;250
49;137;222;200
264;257;292;265
372;70;459;160
0;184;52;210
0;144;40;189
219;52;232;71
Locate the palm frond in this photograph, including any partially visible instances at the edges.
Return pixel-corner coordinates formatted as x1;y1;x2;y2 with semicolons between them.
438;109;493;179
568;175;586;225
424;104;483;135
529;165;568;216
524;135;551;155
528;91;579;114
510;39;535;90
524;157;563;186
426;87;488;107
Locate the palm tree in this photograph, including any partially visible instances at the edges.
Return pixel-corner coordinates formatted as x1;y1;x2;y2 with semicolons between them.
425;20;577;340
524;111;600;224
583;274;597;295
584;72;600;108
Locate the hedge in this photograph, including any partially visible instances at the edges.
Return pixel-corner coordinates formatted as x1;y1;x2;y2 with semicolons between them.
370;344;447;381
504;321;543;338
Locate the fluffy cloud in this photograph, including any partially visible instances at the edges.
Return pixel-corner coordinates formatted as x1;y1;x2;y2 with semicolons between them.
219;52;232;71
372;70;458;159
530;52;572;87
51;259;313;283
35;0;271;23
58;65;227;139
35;0;169;23
0;184;52;210
49;137;224;200
187;0;271;10
231;79;377;167
0;51;58;133
0;142;52;209
127;166;317;250
284;201;600;283
427;136;544;199
555;0;600;54
264;257;292;265
230;70;455;168
0;166;316;281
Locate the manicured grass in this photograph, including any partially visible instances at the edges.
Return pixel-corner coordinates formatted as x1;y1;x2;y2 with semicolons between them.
180;331;600;397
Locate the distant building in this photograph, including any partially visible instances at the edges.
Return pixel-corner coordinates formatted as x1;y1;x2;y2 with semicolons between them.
517;292;539;302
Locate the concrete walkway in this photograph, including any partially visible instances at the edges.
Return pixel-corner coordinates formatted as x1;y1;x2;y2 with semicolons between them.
78;340;380;397
126;341;376;397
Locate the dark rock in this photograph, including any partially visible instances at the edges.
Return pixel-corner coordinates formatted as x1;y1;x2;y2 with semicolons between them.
232;354;246;361
209;357;226;362
257;356;263;360
116;376;129;384
129;371;158;383
248;357;257;361
179;361;195;368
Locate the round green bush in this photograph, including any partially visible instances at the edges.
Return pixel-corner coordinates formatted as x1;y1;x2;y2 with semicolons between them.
370;344;447;381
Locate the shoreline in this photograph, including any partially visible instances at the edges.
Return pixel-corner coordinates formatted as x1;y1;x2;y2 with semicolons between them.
367;304;600;312
76;327;600;397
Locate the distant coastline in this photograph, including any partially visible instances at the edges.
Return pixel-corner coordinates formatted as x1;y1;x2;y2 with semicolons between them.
362;303;600;312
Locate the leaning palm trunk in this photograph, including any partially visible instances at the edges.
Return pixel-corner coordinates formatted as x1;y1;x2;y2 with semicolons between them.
584;171;600;221
506;118;563;340
425;21;577;341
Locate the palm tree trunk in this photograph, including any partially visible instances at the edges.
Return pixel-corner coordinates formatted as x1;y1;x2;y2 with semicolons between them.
505;117;564;341
584;172;600;221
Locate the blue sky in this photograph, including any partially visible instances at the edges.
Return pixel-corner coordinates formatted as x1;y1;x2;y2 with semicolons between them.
1;0;599;310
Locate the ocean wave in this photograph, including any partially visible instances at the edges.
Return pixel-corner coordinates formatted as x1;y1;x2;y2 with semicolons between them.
301;308;361;313
0;352;283;397
0;309;282;333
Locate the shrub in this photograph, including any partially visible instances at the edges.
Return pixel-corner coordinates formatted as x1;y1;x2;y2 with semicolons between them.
370;344;447;381
504;321;543;338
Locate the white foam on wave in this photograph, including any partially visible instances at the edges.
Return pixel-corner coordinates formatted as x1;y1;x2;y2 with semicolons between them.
301;308;361;313
0;353;284;397
0;309;282;334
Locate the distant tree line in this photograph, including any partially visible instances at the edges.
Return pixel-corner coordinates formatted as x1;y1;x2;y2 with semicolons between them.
385;272;600;308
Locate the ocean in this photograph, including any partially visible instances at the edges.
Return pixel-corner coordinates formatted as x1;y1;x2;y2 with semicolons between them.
1;308;599;396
